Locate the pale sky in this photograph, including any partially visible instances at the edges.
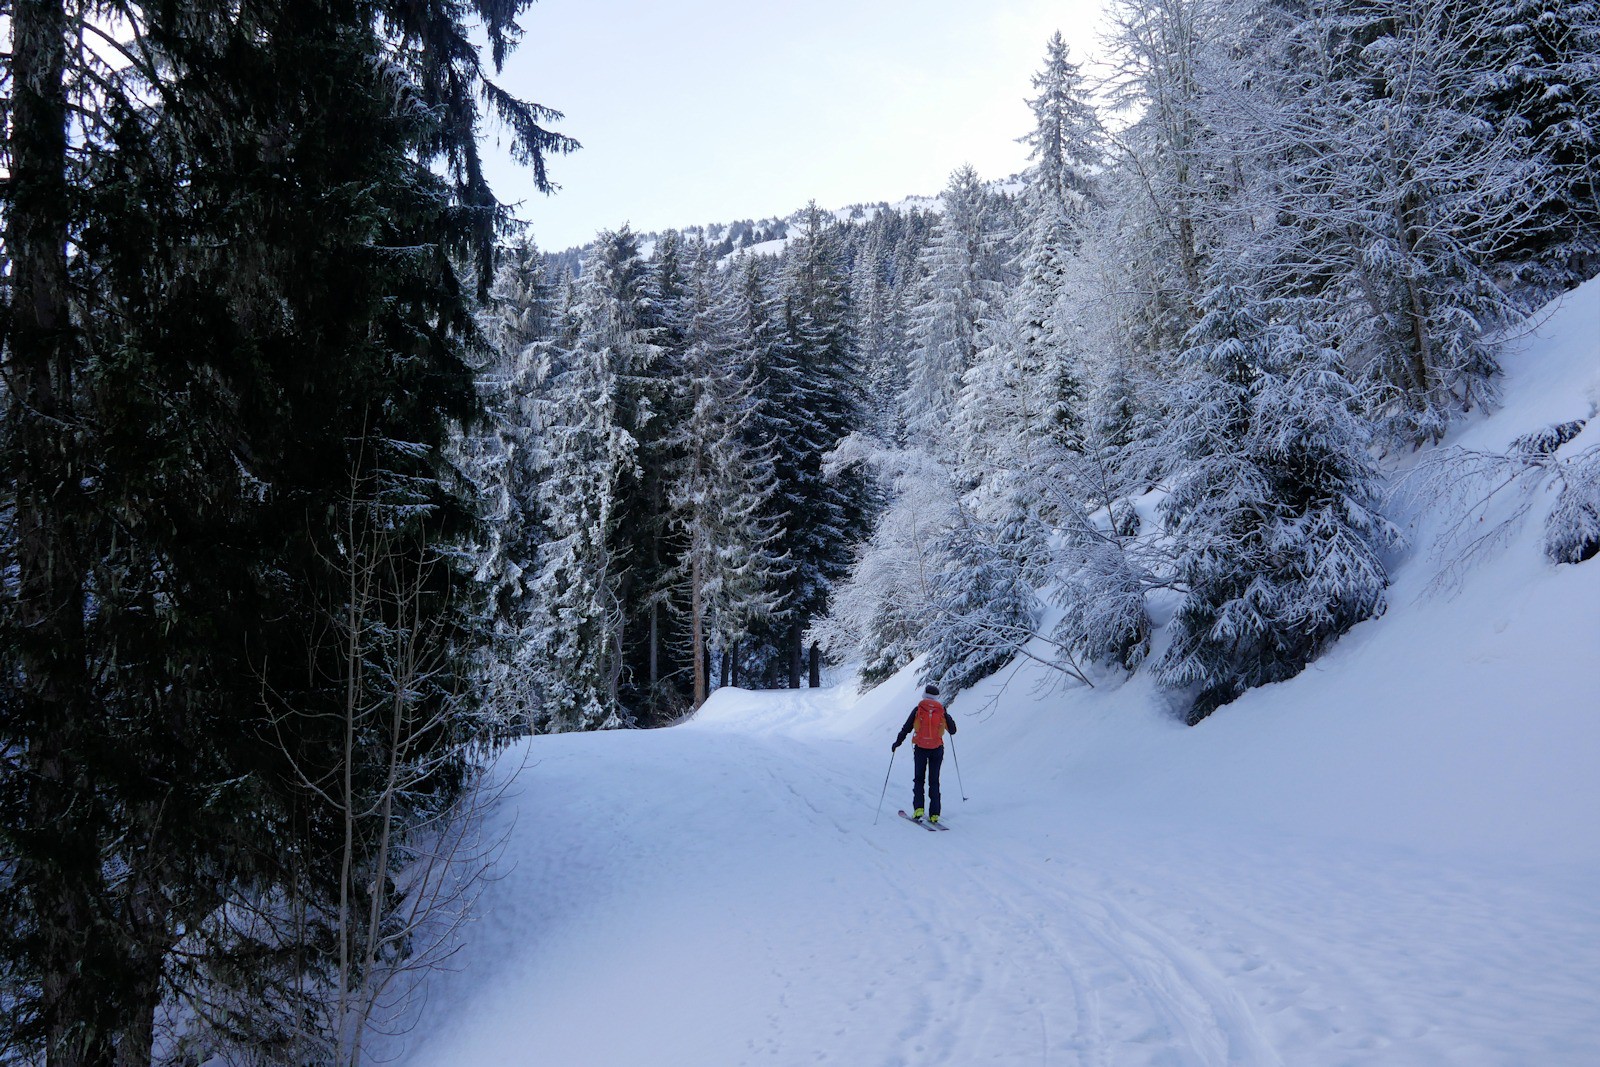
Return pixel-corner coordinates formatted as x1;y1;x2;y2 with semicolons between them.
482;0;1111;251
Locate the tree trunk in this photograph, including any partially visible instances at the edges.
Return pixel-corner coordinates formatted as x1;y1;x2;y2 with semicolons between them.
1388;147;1436;434
690;555;706;708
111;957;162;1067
646;601;659;694
719;641;731;689
788;617;803;688
605;600;625;710
647;476;664;715
808;642;821;688
10;2;102;1064
113;817;199;1067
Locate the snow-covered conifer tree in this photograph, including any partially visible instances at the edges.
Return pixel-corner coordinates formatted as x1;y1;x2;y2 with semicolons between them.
812;440;959;687
1248;0;1534;443
912;37;1110;695
617;230;691;718
961;33;1103;524
526;232;657;731
1050;183;1168;495
1155;272;1397;723
949;309;1055;634
1466;0;1600;298
901;166;1006;446
765;206;865;686
919;502;1043;696
1020;31;1101;215
853;216;915;446
460;238;558;730
718;254;801;686
1051;500;1158;673
665;243;789;706
1545;445;1600;565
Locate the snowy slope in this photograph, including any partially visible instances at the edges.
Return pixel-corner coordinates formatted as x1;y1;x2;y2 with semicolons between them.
716;178;1029;266
548;174;1028;273
387;282;1599;1066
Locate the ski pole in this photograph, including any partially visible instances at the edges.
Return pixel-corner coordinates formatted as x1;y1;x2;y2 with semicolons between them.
873;748;897;825
949;733;968;801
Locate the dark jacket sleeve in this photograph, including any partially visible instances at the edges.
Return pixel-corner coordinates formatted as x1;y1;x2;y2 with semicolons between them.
945;710;957;735
894;709;916;746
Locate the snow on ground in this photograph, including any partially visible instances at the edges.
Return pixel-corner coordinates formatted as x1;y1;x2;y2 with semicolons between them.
387;282;1600;1066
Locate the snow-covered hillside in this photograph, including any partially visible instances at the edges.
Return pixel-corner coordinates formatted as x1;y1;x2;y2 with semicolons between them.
547;174;1028;274
387;281;1599;1066
720;178;1029;265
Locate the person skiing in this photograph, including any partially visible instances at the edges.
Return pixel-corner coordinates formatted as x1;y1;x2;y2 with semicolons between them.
893;683;957;823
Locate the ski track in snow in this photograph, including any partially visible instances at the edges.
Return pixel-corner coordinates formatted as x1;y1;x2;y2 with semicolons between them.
386;697;1600;1067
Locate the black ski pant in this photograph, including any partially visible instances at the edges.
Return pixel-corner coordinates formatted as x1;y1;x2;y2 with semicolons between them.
913;745;944;818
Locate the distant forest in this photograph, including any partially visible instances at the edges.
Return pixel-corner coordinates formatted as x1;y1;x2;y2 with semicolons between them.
483;3;1598;735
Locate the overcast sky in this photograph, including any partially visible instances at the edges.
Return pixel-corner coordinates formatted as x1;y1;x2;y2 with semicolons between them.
482;0;1111;251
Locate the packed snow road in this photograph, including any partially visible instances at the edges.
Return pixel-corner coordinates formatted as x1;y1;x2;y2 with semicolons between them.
387;682;1599;1067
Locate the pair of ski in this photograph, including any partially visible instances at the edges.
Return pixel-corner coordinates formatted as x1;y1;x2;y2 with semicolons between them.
898;810;950;831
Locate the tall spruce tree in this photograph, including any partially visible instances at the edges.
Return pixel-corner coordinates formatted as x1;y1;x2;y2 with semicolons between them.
1466;0;1600;299
764;206;865;686
665;245;789;706
963;32;1103;528
901;167;1006;445
811;439;960;689
638;233;701;715
918;502;1044;697
466;238;560;732
853;216;915;447
1020;32;1102;215
526;231;659;732
1155;272;1396;723
722;254;801;686
1;0;575;1059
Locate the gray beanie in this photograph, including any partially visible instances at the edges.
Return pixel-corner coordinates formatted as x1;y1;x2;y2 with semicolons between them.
924;684;940;697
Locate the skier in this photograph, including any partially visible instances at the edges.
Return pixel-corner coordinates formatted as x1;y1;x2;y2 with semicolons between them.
893;684;957;823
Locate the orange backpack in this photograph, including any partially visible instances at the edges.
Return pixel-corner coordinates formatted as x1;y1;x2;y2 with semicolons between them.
913;698;947;748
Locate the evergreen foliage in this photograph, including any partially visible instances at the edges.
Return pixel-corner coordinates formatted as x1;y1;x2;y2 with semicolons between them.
1155;275;1397;723
1021;32;1102;215
1544;447;1600;565
768;207;866;686
902;167;1007;444
811;439;957;687
663;243;789;706
919;504;1043;697
463;237;560;731
526;230;656;731
1;0;573;1059
1467;0;1600;298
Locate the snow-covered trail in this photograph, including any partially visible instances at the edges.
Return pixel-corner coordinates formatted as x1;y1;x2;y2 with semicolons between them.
389;681;1599;1067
